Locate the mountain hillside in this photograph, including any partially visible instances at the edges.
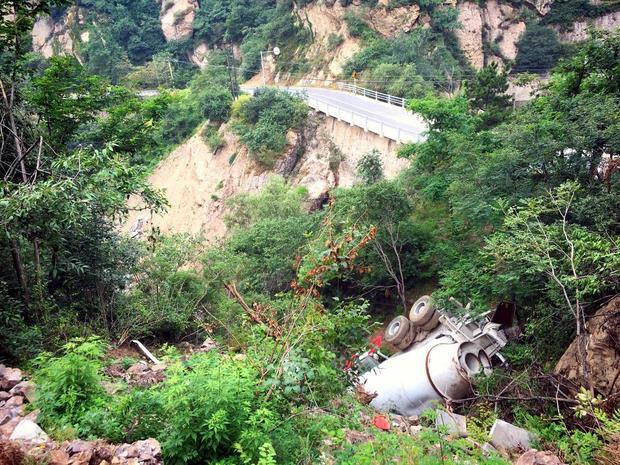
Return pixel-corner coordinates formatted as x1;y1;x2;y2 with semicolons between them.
31;0;620;90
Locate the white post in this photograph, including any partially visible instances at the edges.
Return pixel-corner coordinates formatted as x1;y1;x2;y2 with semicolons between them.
364;116;368;132
397;128;401;143
350;111;354;126
380;122;384;138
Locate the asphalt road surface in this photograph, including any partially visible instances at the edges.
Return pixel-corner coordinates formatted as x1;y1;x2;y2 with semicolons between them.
243;85;428;143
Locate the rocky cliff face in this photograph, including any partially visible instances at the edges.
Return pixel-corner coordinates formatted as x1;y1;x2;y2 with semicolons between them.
31;6;87;60
159;0;198;41
455;0;525;70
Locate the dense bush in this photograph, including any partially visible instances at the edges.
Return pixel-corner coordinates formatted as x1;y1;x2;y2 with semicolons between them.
542;0;613;30
233;88;308;167
33;337;107;432
343;12;377;43
342;28;465;94
513;22;565;73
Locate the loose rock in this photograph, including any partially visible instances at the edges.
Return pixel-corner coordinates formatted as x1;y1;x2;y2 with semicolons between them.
9;419;49;444
489;419;533;453
436;410;468;438
516;450;567;465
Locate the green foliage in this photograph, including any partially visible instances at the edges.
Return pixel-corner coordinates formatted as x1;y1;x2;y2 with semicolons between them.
203;126;226;152
115;235;208;341
233;88;308;167
78;0;166;65
343;12;378;43
33;337;107;430
327;33;344;51
368;63;432;99
334;427;509;465
542;0;613;30
514;21;565;73
25;56;109;149
465;62;513;128
356;149;384;184
343;28;466;94
225;176;308;230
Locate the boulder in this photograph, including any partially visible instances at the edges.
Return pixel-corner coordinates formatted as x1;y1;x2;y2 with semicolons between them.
46;448;71;465
9;419;49;444
436;410;467;437
555;296;620;395
516;450;566;465
5;396;23;407
10;381;35;403
0;367;22;391
0;392;10;402
0;407;20;426
0;417;21;439
489;419;533;452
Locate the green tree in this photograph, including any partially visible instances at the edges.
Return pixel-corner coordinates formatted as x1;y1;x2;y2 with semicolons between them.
465;62;513;128
26;56;109;149
356;149;384;184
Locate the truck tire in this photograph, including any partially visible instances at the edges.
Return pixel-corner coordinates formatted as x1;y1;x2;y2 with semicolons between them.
396;325;417;350
384;315;410;345
409;295;436;327
421;311;441;331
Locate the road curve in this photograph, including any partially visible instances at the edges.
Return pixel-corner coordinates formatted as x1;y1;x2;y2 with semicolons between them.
242;85;428;144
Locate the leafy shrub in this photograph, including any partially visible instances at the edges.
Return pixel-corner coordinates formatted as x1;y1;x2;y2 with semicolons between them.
327;33;344;51
160;353;260;463
196;85;233;123
356;149;384;184
232;88;308;167
513;22;565;73
33;338;108;431
114;236;209;341
203;126;225;152
343;12;377;43
160;91;202;144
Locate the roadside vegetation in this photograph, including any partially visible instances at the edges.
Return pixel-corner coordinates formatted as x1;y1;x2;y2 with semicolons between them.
0;1;619;464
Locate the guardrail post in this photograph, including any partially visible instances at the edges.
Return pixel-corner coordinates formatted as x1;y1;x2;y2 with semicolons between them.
397;128;401;143
364;117;368;132
380;122;384;138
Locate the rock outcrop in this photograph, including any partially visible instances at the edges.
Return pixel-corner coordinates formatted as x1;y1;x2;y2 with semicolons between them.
0;365;163;465
455;2;485;69
455;0;526;70
31;7;86;60
159;0;198;41
554;11;620;42
555;296;620;395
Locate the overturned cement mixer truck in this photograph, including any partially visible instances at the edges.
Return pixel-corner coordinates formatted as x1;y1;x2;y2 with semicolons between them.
357;295;517;416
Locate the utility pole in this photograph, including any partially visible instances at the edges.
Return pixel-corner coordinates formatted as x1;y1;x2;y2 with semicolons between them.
225;46;238;98
167;59;174;87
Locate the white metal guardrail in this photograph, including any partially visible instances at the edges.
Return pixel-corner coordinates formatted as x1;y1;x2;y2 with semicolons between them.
306;95;417;143
337;82;406;108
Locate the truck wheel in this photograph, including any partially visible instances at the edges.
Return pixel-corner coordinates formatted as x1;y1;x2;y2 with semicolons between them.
409;295;436;327
396;325;417;350
384;315;410;345
421;311;441;331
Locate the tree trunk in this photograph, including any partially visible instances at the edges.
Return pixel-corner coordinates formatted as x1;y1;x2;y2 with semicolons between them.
10;239;29;307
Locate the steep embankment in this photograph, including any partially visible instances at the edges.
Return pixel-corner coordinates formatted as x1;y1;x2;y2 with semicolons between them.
124;112;407;240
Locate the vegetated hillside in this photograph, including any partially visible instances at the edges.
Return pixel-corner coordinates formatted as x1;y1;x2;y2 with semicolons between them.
2;1;620;464
32;0;620;92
